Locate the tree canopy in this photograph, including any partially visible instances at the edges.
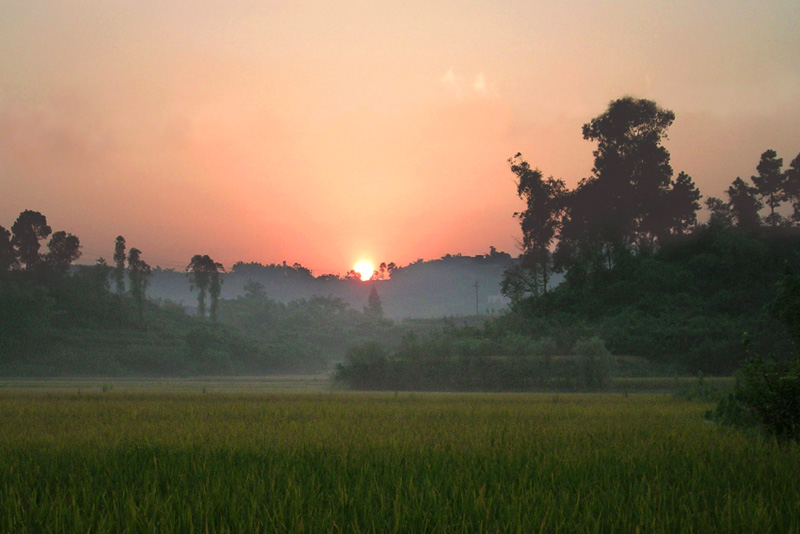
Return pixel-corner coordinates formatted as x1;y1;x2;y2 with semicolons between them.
127;247;152;320
506;98;702;290
752;149;785;228
186;254;225;321
11;210;52;270
45;231;81;274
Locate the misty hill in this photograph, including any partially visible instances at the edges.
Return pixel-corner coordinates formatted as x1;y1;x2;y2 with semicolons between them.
147;250;522;319
1;208;528;377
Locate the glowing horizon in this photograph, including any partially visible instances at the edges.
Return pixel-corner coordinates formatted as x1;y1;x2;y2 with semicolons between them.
353;261;374;282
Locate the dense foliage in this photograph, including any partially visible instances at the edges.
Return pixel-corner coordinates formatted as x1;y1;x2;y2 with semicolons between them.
336;97;800;390
502;98;800;373
0;260;416;376
0;211;417;376
334;325;646;391
710;267;800;441
713;357;800;441
510;225;799;374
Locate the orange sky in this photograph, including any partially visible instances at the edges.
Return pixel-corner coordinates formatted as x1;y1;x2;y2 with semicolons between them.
1;1;799;274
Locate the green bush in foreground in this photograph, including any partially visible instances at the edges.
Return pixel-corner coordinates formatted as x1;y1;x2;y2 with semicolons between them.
711;267;800;441
1;392;799;532
713;357;800;441
335;334;619;392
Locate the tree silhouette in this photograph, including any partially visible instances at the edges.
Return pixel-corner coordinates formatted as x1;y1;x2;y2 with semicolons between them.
505;98;705;296
665;171;702;235
209;260;224;322
113;236;126;294
580;96;675;253
752;149;785;228
783;152;800;224
11;210;51;270
186;254;224;320
552;97;677;284
705;197;733;227
0;226;19;271
127;247;151;320
44;231;81;274
727;177;762;230
508;153;566;295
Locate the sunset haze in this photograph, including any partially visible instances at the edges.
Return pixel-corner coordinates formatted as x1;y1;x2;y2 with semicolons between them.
2;1;798;273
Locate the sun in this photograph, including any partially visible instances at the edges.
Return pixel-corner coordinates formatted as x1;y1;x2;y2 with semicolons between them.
353;261;374;282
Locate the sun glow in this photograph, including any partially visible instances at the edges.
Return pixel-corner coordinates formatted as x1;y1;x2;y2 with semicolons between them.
354;261;374;282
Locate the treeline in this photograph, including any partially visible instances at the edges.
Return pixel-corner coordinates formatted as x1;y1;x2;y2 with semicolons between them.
335;97;800;390
503;97;800;299
500;97;799;375
146;251;514;319
0;210;409;376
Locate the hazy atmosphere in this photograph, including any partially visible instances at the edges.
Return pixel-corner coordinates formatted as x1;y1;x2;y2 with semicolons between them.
2;1;798;272
4;2;800;531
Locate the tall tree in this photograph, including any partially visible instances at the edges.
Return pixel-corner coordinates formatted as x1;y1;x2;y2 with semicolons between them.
0;226;19;271
127;248;151;320
44;231;81;274
187;255;211;318
727;177;762;230
665;171;702;235
508;153;566;295
208;259;224;322
186;254;223;320
555;179;614;280
374;262;397;281
113;236;126;294
11;210;51;270
550;97;676;285
751;149;785;228
705;197;733;227
580;97;675;253
783;152;800;225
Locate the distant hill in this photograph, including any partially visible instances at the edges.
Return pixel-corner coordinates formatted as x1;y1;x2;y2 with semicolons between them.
146;250;525;319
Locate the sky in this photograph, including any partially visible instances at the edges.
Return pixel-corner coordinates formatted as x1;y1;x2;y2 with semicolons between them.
1;1;798;274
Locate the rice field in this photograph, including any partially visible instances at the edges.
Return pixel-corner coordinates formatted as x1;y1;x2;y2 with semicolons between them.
0;387;798;532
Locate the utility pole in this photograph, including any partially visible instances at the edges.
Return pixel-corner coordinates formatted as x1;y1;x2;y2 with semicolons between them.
473;280;480;316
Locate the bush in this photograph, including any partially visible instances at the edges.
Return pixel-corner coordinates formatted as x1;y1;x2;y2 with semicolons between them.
334;342;388;390
712;357;800;441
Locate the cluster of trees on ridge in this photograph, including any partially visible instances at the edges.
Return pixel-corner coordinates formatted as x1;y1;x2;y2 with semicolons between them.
0;211;417;376
503;97;799;370
334;96;800;392
503;97;800;300
144;250;513;319
4;95;799;401
3;208;508;376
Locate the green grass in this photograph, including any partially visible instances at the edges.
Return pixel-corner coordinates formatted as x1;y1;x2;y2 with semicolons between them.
0;390;798;532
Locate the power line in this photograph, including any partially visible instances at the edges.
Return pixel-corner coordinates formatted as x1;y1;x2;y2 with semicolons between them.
473;280;480;316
